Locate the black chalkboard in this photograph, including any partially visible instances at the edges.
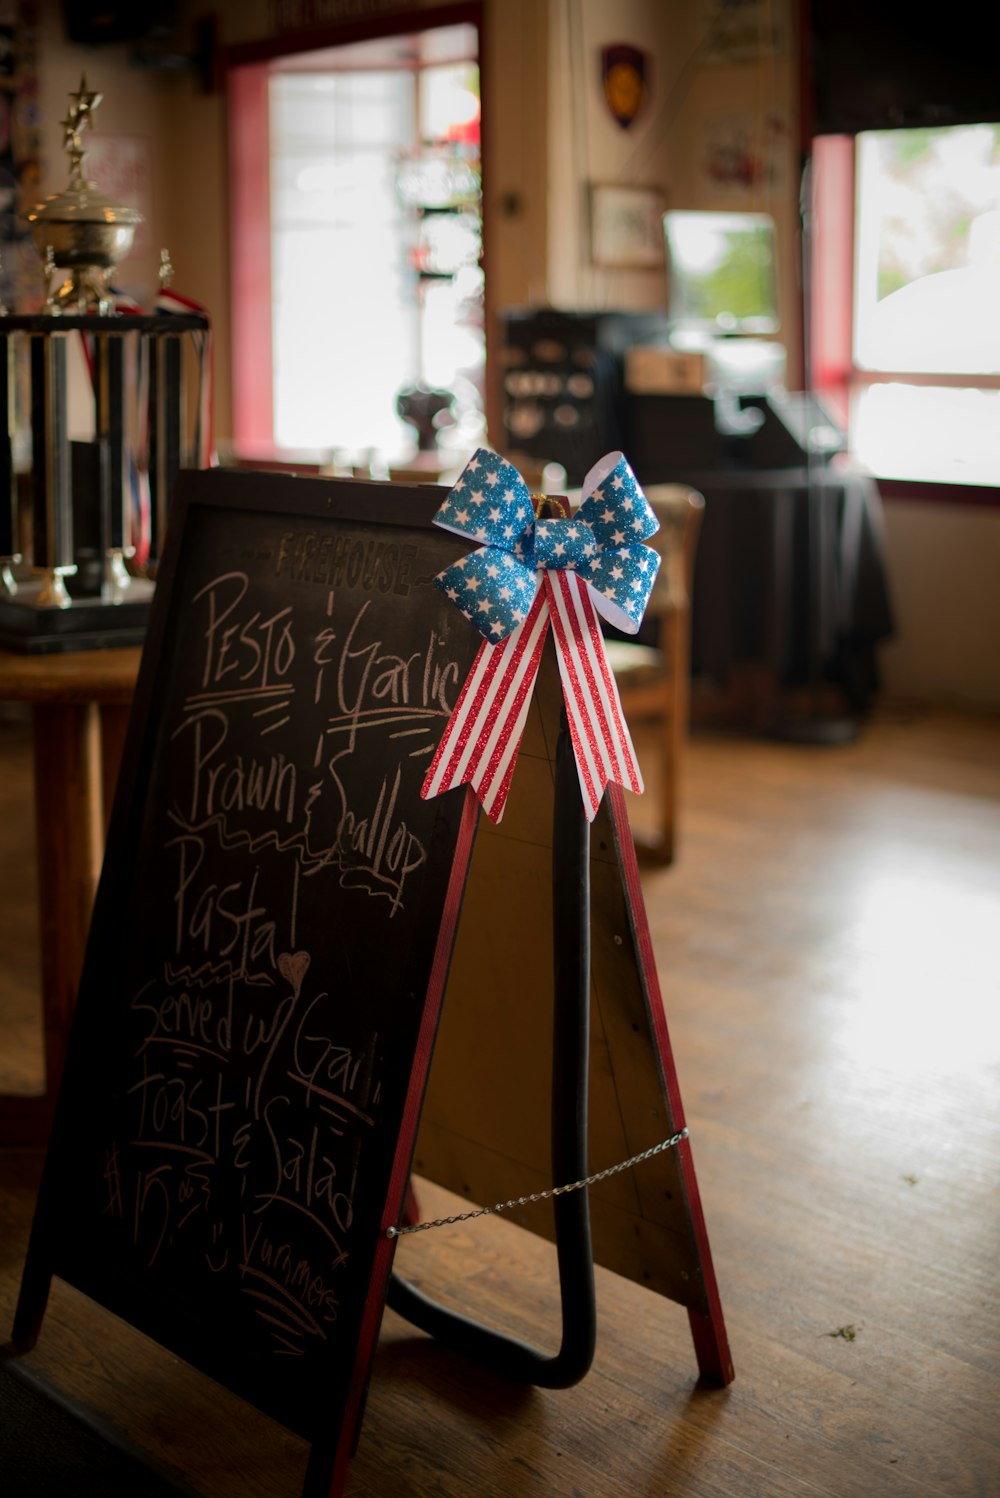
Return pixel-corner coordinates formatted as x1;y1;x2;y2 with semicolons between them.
13;469;482;1492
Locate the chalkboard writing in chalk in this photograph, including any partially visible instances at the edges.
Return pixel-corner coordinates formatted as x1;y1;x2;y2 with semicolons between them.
13;469;482;1494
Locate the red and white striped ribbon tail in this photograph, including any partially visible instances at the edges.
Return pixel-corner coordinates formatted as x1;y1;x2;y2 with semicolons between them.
545;569;643;820
421;589;551;823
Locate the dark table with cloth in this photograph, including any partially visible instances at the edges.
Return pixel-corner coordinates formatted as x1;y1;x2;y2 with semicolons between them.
677;464;895;713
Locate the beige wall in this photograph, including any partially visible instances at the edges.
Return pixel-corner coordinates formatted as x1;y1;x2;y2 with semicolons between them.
663;0;801;382
880;501;1000;710
544;0;799;378
20;0;1000;710
36;1;172;309
544;0;670;312
32;0;800;434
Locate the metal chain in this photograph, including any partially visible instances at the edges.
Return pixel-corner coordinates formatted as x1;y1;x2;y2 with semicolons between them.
386;1127;689;1239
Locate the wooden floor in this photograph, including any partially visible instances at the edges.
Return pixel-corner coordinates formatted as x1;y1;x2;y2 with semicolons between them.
1;700;999;1497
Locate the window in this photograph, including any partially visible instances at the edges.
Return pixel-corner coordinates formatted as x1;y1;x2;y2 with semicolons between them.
811;125;1000;491
270;69;418;455
228;23;483;466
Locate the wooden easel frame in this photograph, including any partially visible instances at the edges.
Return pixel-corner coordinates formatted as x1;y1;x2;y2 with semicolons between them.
413;637;732;1389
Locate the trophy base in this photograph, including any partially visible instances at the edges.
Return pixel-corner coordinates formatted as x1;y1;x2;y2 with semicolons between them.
0;579;154;654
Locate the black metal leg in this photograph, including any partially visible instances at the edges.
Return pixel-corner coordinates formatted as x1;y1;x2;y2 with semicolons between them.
0;333;18;575
387;722;596;1389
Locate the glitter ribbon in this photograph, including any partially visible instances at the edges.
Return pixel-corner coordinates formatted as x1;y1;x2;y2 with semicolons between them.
421;448;660;823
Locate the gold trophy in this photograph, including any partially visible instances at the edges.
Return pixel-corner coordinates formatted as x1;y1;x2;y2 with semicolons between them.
23;76;143;314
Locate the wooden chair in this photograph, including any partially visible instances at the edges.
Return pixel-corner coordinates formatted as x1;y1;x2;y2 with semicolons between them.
603;484;704;866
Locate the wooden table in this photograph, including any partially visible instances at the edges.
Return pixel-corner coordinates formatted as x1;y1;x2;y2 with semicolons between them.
0;646;141;1146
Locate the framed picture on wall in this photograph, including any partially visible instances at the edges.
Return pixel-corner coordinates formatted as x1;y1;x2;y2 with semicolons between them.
589;184;667;269
701;0;787;63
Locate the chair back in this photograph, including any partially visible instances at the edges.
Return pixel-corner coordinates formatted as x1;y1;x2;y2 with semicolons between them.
642;484;705;615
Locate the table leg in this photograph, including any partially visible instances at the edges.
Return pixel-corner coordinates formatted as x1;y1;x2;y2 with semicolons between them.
32;700;102;1108
0;698;125;1147
98;702;131;831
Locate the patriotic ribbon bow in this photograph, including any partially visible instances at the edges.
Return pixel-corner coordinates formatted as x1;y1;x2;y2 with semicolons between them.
421;448;660;823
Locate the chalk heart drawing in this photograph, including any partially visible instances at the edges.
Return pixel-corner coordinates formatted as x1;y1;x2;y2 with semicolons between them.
278;950;311;999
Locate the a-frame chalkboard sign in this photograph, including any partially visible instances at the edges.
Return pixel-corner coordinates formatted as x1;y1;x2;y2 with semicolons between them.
10;467;730;1497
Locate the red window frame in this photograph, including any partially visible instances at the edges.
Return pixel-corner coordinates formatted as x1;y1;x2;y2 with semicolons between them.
223;2;485;463
228;62;275;456
809;134;1000;507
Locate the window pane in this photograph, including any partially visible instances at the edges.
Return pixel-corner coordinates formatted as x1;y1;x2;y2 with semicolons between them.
267;45;484;462
270;72;416;454
419;61;480;145
852;383;1000;485
854;125;1000;375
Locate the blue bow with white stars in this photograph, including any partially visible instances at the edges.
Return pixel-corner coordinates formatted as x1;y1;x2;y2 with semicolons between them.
432;449;660;641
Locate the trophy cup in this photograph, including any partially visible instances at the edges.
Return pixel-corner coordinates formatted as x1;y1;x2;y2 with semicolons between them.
24;76;143;316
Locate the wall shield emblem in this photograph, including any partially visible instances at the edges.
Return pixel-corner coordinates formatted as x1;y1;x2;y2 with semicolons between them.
601;44;648;130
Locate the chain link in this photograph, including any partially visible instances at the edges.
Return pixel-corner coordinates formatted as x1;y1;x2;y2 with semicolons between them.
386;1127;689;1239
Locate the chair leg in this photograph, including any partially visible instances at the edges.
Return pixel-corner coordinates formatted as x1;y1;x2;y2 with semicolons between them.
629;608;686;867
